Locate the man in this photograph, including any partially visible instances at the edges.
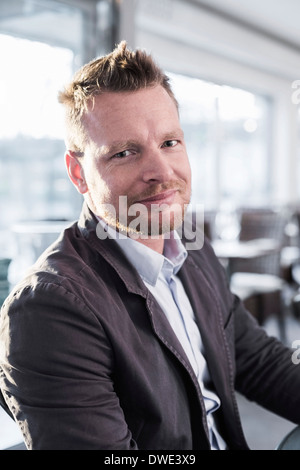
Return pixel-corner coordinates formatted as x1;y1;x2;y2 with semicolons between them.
1;41;300;450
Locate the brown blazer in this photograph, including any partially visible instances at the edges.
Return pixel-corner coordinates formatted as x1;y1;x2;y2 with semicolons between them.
1;203;300;450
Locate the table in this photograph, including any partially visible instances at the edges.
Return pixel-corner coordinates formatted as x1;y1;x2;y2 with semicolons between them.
212;238;281;278
212;238;286;341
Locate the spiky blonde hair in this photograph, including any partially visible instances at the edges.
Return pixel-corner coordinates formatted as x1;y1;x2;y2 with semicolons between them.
58;41;177;154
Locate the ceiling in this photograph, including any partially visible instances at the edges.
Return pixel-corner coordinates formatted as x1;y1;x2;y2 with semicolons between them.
196;0;300;51
0;0;83;50
1;0;300;58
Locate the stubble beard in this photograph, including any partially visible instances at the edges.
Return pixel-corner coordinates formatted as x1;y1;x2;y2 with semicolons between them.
100;181;191;239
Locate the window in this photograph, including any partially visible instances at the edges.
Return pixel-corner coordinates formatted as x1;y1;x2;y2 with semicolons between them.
168;72;272;210
0;1;88;264
0;33;78;224
0;0;119;288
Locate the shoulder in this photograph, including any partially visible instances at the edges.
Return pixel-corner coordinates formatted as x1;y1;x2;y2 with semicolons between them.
184;234;228;282
2;222;106;319
183;235;236;319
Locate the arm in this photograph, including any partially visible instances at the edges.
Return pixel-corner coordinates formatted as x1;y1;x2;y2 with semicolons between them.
0;282;138;450
233;294;300;423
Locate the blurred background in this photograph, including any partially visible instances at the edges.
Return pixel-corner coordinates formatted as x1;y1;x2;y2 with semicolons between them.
1;0;300;450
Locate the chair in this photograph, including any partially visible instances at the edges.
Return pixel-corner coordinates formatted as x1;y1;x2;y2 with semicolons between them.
229;208;288;341
276;425;300;450
234;207;287;274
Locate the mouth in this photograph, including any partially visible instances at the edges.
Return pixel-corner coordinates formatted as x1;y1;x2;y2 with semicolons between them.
136;189;178;207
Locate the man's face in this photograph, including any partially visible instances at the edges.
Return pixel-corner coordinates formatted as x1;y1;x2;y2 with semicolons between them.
72;85;191;238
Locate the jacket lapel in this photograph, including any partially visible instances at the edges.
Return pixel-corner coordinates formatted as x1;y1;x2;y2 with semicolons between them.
178;251;248;448
178;252;234;396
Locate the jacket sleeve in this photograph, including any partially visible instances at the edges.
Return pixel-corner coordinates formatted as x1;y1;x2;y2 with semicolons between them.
0;281;138;450
233;293;300;424
198;238;300;425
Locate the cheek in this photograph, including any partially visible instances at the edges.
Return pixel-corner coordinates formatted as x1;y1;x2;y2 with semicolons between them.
84;165;111;203
178;154;191;183
104;166;139;195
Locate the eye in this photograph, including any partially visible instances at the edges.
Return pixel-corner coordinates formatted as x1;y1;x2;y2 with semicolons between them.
162;140;179;148
113;149;134;159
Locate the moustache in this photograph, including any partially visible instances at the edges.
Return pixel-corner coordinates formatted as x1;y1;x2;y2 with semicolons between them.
128;180;187;206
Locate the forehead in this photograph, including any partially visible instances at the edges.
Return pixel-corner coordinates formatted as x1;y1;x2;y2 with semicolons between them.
83;85;180;142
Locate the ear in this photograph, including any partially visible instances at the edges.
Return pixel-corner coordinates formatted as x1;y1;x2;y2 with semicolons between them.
65;151;88;194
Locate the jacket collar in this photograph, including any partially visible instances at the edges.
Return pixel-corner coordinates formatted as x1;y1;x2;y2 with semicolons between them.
77;202;191;294
78;202;224;357
77;202;151;297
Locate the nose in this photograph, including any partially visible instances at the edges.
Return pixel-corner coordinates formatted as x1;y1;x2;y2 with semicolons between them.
141;148;175;184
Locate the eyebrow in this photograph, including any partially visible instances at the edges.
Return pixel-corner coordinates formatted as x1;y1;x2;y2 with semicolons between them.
99;129;185;157
163;129;185;141
99;140;139;157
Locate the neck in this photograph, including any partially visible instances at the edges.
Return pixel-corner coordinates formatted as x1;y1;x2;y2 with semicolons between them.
94;212;166;254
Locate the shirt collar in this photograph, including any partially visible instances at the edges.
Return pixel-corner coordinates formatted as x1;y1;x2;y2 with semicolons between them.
98;219;187;286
